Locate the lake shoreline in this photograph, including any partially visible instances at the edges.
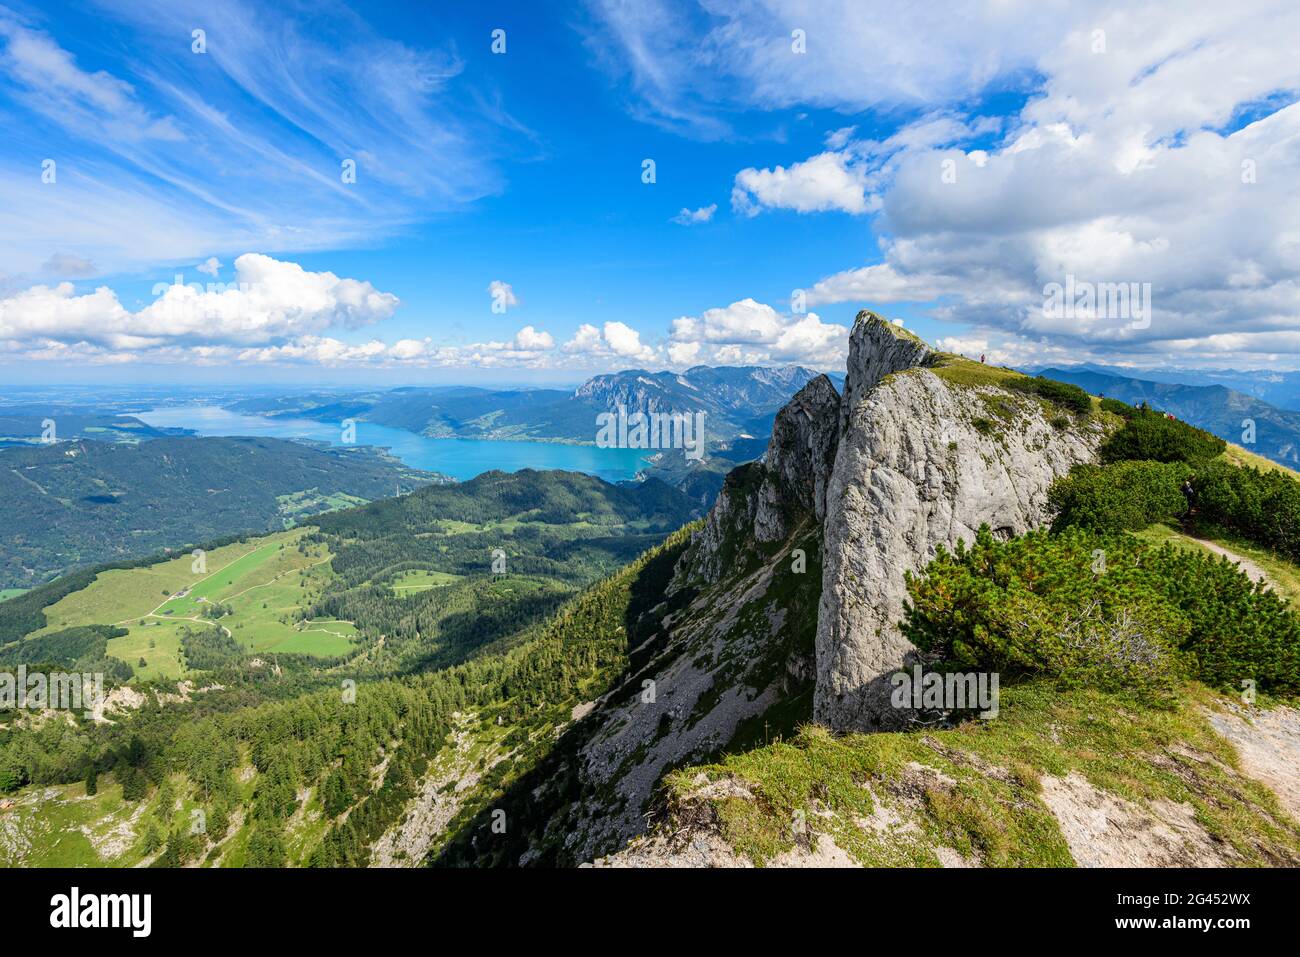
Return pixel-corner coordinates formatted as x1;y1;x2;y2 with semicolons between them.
132;405;653;483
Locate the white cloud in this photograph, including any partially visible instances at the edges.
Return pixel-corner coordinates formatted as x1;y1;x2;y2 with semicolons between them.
562;321;657;363
0;4;512;275
825;126;857;150
0;253;398;350
196;257;221;277
0;16;183;143
732;152;875;216
589;0;1300;367
583;0;1062;135
806;260;969;307
753;2;1300;367
511;325;554;351
671;203;716;225
39;253;97;278
666;340;701;365
668;298;849;368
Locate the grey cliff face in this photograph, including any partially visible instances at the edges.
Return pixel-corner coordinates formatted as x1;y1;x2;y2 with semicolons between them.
690;374;840;582
757;373;841;530
813;312;1107;732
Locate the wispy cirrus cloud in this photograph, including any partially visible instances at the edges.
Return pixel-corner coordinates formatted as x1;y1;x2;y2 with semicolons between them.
581;0;1054;138
0;0;517;278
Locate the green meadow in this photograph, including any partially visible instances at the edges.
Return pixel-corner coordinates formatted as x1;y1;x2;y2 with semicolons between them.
32;534;300;637
107;618;190;679
22;527;358;676
390;569;462;595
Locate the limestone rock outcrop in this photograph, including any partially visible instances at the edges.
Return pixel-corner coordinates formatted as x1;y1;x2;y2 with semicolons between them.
755;373;841;535
813;312;1108;731
691;374;840;582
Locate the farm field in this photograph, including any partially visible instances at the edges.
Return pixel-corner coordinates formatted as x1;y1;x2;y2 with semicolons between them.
20;528;357;675
390;569;462;595
30;535;298;638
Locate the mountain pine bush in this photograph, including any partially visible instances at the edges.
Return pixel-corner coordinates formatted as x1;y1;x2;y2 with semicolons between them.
903;526;1300;703
1192;460;1300;563
1048;460;1190;532
1099;396;1137;418
1099;408;1225;465
1007;375;1092;414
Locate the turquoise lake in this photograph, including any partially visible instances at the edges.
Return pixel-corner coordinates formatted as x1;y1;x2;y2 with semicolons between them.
134;406;651;483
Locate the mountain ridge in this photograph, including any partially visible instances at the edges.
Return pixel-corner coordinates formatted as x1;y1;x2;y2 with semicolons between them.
1039;366;1300;468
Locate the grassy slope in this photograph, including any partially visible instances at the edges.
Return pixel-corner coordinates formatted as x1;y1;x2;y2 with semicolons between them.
1222;442;1300;478
390;569;463;595
663;682;1300;867
30;534;300;637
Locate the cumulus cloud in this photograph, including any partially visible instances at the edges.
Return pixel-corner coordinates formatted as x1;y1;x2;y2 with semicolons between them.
730;112;994;218
563;321;657;363
800;3;1300;368
590;0;1300;368
0;247;624;370
511;325;554;350
668;298;849;368
671;203;716;225
732;152;875;217
196;257;221;277
0;253;398;350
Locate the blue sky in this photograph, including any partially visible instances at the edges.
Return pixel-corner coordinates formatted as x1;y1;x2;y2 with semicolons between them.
2;0;1299;385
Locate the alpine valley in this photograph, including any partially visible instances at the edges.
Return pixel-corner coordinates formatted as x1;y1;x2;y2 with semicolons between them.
4;311;1300;869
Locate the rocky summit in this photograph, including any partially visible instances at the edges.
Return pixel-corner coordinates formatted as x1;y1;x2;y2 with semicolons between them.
815;313;1106;730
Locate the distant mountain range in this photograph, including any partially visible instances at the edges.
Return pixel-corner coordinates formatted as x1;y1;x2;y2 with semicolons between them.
1038;367;1300;468
1035;363;1300;412
226;365;842;446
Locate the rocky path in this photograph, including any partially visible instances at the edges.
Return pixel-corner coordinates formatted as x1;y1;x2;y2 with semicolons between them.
1188;536;1272;588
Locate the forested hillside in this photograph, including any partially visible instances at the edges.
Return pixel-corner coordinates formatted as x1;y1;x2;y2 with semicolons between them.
0;404;183;445
0;436;439;589
0;464;698;866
